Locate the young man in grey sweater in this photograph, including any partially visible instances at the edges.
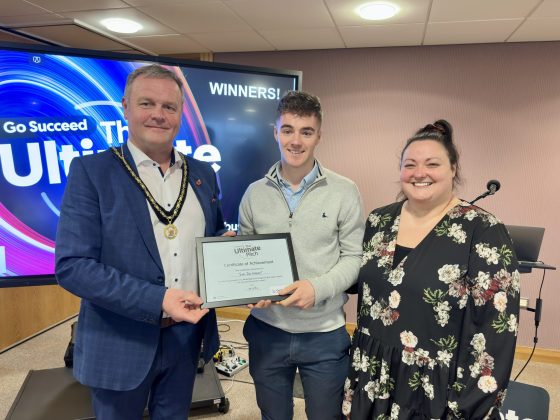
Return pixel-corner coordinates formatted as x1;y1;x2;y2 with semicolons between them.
238;90;364;420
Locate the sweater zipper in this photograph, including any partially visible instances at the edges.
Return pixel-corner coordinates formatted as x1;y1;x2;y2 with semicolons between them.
272;183;293;226
272;177;323;227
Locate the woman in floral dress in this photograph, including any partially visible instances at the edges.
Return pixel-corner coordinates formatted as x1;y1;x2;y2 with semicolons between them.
344;120;520;419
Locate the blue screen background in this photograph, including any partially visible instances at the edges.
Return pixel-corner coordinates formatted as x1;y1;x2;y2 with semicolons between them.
0;47;298;280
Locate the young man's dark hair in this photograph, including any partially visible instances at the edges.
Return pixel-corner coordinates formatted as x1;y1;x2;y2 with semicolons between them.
276;90;323;126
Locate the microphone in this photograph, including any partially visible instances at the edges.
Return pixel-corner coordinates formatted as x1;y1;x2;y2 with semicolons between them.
486;179;501;195
470;179;501;204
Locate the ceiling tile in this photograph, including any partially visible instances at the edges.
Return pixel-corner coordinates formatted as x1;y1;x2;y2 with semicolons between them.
137;1;249;33
26;0;129;13
121;34;209;54
531;0;560;18
509;18;560;42
189;30;274;52
424;19;523;45
225;0;334;30
260;27;345;50
123;0;202;5
0;28;49;44
0;0;50;16
17;24;132;50
62;8;177;36
326;0;430;26
339;23;424;48
430;0;540;22
0;13;66;25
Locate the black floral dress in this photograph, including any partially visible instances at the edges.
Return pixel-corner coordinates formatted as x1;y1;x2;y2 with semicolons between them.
344;201;520;420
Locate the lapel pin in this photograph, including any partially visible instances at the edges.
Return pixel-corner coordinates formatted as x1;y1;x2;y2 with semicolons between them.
195;179;202;186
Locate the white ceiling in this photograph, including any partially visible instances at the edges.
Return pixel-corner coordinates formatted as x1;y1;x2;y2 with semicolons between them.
1;0;560;56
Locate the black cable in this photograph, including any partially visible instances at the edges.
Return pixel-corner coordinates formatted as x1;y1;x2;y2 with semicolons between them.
218;324;231;333
513;326;537;381
220;340;248;350
220;378;254;386
513;269;545;381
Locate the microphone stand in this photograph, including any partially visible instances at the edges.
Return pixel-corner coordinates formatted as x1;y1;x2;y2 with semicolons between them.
469;190;494;205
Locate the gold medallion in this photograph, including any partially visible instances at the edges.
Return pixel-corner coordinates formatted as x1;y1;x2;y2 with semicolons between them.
112;146;188;242
164;223;178;239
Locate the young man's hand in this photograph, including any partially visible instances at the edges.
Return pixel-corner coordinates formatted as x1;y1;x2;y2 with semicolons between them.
246;280;316;310
276;280;315;309
248;299;273;309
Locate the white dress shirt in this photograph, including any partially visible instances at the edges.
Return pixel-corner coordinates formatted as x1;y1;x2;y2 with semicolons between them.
127;141;205;294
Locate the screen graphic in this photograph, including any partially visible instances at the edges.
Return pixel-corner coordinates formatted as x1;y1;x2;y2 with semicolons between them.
0;44;299;284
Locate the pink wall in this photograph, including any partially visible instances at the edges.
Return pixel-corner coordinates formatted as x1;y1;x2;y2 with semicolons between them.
217;42;560;350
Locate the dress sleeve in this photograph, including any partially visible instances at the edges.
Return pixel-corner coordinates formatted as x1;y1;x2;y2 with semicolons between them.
448;221;520;419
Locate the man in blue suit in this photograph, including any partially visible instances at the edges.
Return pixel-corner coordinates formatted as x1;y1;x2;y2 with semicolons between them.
56;64;233;419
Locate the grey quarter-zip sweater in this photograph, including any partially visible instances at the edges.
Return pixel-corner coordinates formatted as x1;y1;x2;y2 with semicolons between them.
238;161;365;333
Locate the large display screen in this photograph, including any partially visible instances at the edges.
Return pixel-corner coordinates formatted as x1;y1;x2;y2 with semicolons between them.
0;42;300;286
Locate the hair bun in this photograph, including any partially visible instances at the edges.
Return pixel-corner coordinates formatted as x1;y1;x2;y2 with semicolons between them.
433;119;452;143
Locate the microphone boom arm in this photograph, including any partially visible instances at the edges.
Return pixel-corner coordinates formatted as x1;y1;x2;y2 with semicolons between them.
469;191;492;205
469;180;501;205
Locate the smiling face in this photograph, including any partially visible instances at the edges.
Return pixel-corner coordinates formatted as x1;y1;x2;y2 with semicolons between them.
122;75;183;159
274;112;321;173
400;139;456;206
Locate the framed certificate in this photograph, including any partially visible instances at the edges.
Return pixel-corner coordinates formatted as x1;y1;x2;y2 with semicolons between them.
196;233;299;308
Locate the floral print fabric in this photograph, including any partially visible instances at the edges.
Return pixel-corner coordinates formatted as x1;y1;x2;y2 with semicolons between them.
344;201;520;419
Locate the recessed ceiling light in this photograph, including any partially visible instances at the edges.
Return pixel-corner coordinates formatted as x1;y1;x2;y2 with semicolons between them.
356;2;399;21
101;18;143;34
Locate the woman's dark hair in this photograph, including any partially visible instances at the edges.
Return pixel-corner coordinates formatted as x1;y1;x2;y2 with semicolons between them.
400;119;462;188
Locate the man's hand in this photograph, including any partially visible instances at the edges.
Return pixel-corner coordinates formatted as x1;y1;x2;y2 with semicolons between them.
248;299;273;309
162;289;208;324
222;230;237;237
276;280;315;309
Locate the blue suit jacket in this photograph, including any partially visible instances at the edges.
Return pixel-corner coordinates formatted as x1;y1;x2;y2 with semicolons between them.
55;145;224;391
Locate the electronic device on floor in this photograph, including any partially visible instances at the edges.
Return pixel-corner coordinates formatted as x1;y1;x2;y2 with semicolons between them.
215;355;248;377
213;345;248;377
